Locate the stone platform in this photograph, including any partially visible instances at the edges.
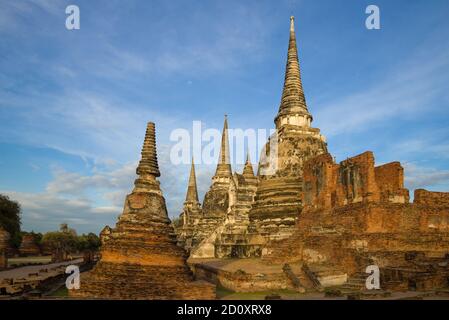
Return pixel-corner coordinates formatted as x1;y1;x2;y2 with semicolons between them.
189;258;328;293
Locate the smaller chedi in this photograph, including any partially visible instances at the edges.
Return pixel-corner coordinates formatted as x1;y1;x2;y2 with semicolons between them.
72;122;215;299
176;158;202;252
176;116;261;258
0;226;10;270
19;233;41;256
177;116;234;256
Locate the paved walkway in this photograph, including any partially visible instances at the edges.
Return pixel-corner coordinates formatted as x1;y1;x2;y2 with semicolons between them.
0;259;83;280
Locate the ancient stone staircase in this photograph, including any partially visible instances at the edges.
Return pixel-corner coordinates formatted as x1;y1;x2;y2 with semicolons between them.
338;272;367;293
282;264;306;292
301;263;324;291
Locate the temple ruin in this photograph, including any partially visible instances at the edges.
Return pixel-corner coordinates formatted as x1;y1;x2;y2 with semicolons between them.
174;16;449;294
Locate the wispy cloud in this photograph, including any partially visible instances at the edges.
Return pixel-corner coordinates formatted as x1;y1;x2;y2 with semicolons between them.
404;162;449;190
1;160;137;233
2;190;119;233
314;41;449;137
0;0;65;32
46;162;136;196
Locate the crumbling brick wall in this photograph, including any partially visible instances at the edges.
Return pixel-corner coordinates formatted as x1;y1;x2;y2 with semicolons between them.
301;151;449;234
375;162;409;203
338;151;380;204
414;189;449;207
302;151;415;212
302;153;336;210
303;151;396;210
414;189;449;232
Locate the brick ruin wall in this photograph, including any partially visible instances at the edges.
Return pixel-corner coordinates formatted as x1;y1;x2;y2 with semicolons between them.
265;151;449;275
375;162;410;203
301;151;449;235
302;151;411;211
414;189;449;207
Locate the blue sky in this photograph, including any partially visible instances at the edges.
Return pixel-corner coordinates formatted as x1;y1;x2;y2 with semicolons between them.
1;0;449;234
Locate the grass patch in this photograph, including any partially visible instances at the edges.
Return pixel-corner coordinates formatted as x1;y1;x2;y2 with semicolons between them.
48;286;68;297
216;285;235;299
8;256;52;267
217;285;299;300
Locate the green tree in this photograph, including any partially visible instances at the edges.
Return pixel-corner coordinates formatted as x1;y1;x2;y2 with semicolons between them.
41;231;78;253
76;233;101;251
0;194;22;248
86;232;101;250
60;223;77;236
33;231;43;244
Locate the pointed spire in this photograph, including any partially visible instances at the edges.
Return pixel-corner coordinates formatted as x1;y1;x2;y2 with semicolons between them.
214;115;232;178
275;16;312;127
136;122;160;178
219;115;230;166
185;157;200;204
243;151;255;178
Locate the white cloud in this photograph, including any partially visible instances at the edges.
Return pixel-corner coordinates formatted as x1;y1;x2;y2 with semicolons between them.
29;0;65;15
0;160;138;234
314;44;449;137
0;0;64;32
391;135;449;161
404;163;449;190
46;162;136;196
1;190;119;234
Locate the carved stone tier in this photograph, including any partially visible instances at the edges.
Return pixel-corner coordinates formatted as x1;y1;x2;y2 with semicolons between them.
249;125;327;242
